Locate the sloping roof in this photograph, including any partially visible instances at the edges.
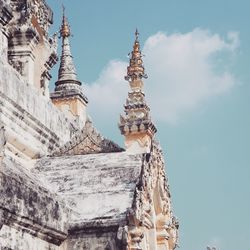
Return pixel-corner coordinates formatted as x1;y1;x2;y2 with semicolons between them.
0;156;69;244
34;152;143;228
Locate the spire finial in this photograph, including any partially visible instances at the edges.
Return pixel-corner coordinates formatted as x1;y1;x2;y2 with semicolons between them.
62;4;65;16
125;29;147;82
135;28;139;41
55;6;80;86
60;5;71;38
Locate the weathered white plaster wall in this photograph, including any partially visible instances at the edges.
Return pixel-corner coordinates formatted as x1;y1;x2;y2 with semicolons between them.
65;231;119;250
0;225;61;250
0;62;77;139
0;61;79;160
0;25;8;61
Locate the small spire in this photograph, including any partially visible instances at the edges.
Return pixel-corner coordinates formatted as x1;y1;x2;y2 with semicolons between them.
51;7;88;127
125;29;147;82
55;7;79;86
119;30;156;154
60;5;71;38
53;6;88;104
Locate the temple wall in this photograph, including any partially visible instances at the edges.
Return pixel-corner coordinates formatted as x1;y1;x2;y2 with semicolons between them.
0;225;62;250
0;61;78;160
0;157;69;248
0;61;76;140
52;97;87;127
0;25;8;61
0;0;77;161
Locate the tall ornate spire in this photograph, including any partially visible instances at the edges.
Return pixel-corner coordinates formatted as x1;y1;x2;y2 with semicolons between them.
119;30;157;154
51;8;88;127
55;6;81;88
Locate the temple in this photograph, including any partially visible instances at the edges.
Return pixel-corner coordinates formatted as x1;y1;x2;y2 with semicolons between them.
0;1;178;249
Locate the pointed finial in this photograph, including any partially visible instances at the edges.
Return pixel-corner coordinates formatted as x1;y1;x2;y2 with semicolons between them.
135;28;139;41
125;29;147;81
60;5;71;38
62;4;65;16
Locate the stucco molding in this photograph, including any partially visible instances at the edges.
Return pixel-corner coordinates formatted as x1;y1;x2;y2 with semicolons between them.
127;140;179;249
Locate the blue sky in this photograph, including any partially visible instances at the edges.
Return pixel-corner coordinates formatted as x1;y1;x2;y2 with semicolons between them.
47;1;250;249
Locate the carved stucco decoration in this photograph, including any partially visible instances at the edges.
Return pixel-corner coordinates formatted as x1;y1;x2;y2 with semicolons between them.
0;1;13;27
40;32;58;93
6;1;59;95
51;119;124;157
8;58;24;75
42;32;58;78
46;32;58;68
128;140;179;249
9;0;53;35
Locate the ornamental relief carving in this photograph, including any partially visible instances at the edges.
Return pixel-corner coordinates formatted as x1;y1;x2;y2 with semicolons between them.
51;119;123;156
8;59;24;75
129;140;179;249
9;0;52;34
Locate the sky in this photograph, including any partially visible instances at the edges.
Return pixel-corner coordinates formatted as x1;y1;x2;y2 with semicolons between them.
47;1;250;249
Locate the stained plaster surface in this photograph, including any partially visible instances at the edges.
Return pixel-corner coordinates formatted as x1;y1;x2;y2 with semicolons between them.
0;61;77;145
34;152;143;227
0;156;70;247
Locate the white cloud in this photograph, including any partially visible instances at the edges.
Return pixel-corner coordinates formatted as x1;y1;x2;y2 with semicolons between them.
84;60;127;129
85;29;239;126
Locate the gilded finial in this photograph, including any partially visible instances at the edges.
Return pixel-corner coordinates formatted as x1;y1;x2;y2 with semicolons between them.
125;29;147;81
60;5;71;38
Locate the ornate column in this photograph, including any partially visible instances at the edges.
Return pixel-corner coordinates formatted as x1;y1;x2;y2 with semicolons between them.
119;30;157;154
50;8;88;127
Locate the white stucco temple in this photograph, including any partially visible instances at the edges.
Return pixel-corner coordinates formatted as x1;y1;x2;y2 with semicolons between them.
0;1;179;249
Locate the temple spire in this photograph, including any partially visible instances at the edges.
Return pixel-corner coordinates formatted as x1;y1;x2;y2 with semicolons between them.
125;29;147;82
55;6;80;87
60;6;71;38
50;8;88;127
119;30;157;154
